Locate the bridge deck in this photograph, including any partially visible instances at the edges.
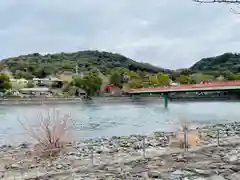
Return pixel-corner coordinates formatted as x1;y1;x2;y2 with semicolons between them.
128;81;240;94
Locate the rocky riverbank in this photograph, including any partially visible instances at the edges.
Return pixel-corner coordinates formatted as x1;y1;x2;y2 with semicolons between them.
1;122;240;179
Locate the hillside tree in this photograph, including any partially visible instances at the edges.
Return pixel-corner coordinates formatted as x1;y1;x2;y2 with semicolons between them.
0;73;12;91
157;73;170;86
128;79;143;89
176;75;192;84
150;76;159;86
72;74;102;96
110;73;122;87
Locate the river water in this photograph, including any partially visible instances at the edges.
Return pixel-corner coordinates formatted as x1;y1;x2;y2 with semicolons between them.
0;101;239;144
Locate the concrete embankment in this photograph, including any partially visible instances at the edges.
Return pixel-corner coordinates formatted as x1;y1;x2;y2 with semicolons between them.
169;96;240;102
89;96;162;104
0;94;239;105
90;95;240;104
0;97;83;105
0;96;162;105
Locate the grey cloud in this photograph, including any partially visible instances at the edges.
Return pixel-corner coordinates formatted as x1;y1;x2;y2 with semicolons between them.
0;0;240;69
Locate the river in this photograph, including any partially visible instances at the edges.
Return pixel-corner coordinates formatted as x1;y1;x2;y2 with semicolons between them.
0;101;239;144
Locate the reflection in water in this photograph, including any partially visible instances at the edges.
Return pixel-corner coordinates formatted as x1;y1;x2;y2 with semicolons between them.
0;101;239;144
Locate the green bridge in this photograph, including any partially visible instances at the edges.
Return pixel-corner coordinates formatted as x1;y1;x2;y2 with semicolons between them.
127;81;240;108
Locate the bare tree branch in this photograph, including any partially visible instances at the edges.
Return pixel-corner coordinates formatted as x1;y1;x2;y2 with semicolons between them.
192;0;240;14
230;6;240;13
192;0;240;4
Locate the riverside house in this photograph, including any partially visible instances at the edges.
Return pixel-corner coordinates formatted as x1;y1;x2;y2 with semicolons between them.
33;76;63;88
19;87;51;96
10;78;28;89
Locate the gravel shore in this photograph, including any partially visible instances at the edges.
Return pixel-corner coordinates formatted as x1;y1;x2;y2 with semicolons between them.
1;122;240;179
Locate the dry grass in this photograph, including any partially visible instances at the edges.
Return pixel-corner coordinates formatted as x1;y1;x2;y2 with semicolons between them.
170;132;201;148
169;119;203;148
19;108;71;159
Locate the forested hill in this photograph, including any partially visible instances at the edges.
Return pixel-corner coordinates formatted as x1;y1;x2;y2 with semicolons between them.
2;50;239;79
0;50;171;78
190;53;240;74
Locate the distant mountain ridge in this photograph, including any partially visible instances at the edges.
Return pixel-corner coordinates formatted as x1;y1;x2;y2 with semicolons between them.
0;51;239;78
0;50;172;77
190;52;240;74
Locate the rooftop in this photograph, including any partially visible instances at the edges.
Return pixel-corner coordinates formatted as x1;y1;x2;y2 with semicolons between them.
19;87;50;92
33;77;63;81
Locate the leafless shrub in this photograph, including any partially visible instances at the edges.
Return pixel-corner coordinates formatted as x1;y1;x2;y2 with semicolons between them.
19;108;71;160
172;118;191;134
179;119;191;132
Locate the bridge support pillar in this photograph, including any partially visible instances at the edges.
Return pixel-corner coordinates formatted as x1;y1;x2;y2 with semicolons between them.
163;93;168;108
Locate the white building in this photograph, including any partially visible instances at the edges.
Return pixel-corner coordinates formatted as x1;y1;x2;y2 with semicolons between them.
10;78;28;89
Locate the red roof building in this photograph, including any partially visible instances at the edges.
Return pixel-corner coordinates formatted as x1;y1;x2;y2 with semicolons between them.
104;85;113;93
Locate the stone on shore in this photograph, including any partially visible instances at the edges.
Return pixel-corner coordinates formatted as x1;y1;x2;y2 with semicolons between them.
0;121;240;179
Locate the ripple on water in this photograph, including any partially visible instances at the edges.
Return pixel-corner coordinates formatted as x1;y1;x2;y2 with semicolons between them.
0;101;239;143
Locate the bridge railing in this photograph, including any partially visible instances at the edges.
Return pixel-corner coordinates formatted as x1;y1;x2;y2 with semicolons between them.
130;80;240;92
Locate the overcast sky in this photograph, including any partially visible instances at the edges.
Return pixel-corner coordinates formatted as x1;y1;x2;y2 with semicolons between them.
0;0;240;69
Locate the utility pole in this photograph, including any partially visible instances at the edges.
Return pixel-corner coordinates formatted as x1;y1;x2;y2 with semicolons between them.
75;64;78;76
